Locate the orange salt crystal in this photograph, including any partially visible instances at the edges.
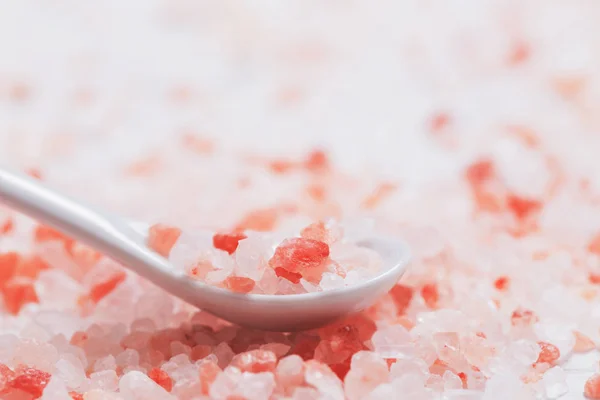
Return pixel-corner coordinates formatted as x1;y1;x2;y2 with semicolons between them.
269;159;295;174
69;331;88;346
300;221;327;242
224;276;255;294
2;280;39;314
590;274;600;285
536;342;560;364
473;189;504;213
458;372;468;388
0;252;19;287
148;224;182;257
585;374;600;399
269;238;330;274
304;150;329;172
465;159;495;187
65;242;102;269
552;76;586;100
8;82;31;102
88;271;127;303
507;195;542;222
34;224;73;245
429;112;451;133
148;368;173;392
494;276;510;291
199;361;221;395
17;256;50;279
389;284;414;315
421;283;439;308
231;350;278;373
511;308;538;326
275;267;302;284
235;208;278;232
26;168;43;180
8;367;50;398
573;331;596;353
362;182;397;209
588;234;600;256
213;233;247;255
69;392;84;400
1;218;14;235
0;363;15;392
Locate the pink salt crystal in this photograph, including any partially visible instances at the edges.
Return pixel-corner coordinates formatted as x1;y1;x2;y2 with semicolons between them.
585;374;600;399
443;371;464;390
224;276;256;293
170;341;192;357
213;342;235;369
275;354;305;394
119;371;174;400
344;351;389;400
389;358;430;381
93;355;117;372
40;376;71;400
292;387;321;400
13;339;59;373
269;238;330;279
256;266;279;294
147;224;181;258
116;349;140;369
83;389;126;400
198;359;221;395
90;370;119;391
304;360;344;400
370;325;412;358
260;342;291;358
231;349;277;373
391;374;430;397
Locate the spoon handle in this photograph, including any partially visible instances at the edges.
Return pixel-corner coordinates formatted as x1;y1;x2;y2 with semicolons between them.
0;167;179;285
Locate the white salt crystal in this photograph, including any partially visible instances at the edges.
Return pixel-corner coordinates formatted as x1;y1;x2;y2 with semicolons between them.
20;322;51;341
83;389;126;400
41;376;72;400
276;354;304;389
134;288;174;328
56;354;87;390
319;272;345;291
345;351;389;400
235;233;271;280
482;372;530;400
119;371;175;400
300;278;320;293
304;362;344;400
292;387;321;400
90;370;119;392
443;390;484;400
370;325;412;358
35;269;83;309
35;310;83;338
364;384;395;400
236;372;277;400
542;366;568;399
94;355;117;372
507;339;539;367
391;374;430;397
389;358;430;381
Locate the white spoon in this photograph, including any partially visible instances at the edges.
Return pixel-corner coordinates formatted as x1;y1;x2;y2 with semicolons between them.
0;167;410;331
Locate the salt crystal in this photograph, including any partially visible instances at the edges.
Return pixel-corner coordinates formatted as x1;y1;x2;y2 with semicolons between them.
116;349;140;368
235;233;272;280
256;266;279;294
292;386;321;400
276;354;304;393
443;390;484;400
304;360;344;400
391;374;431;397
119;371;174;400
389;358;430;381
213;342;235;369
83;389;126;400
260;342;291;358
40;376;71;400
300;278;320;293
35;269;83;309
443;370;464;391
0;334;17;363
35;310;83;338
542;366;568;399
370;325;412;358
344;351;389;400
12;339;59;373
93;355;117;372
90;370;119;391
56;354;87;389
364;383;396;400
319;272;345;291
482;372;531;400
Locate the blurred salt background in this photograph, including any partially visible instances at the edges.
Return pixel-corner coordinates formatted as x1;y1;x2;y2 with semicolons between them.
1;0;600;399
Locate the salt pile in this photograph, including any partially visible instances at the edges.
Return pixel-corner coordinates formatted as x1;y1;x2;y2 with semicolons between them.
147;219;382;294
2;0;600;399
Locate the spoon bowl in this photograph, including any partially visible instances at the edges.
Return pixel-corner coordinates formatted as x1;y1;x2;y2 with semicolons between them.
0;167;411;331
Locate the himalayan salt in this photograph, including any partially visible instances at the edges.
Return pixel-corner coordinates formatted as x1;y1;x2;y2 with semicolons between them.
213;233;247;255
230;350;278;373
55;354;87;390
40;376;72;400
13;339;59;373
370;325;412;359
224;276;256;294
275;355;304;393
3;278;39;314
269;238;329;278
292;387;321;400
344;351;389;400
443;371;464;390
148;368;173;392
319;272;345;291
8;366;52;398
119;371;174;400
536;342;560;364
304;360;344;400
210;367;276;400
147;224;182;258
585;374;600;399
89;370;119;391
